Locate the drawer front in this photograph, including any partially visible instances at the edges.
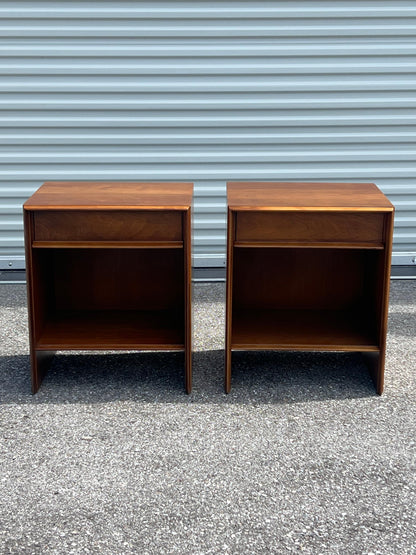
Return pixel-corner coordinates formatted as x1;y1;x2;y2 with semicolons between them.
34;210;182;242
235;212;385;244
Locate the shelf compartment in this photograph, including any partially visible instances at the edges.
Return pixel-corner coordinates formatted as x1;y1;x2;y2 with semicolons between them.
31;248;185;347
232;247;382;312
36;309;184;350
231;308;379;351
231;247;382;352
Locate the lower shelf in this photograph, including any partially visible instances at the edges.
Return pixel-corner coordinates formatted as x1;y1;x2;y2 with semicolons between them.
231;308;379;351
36;309;184;350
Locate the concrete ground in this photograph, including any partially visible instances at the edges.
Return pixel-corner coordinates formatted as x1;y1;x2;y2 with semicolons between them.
0;281;415;554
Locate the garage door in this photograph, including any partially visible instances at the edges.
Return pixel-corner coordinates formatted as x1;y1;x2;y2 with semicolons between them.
1;1;415;269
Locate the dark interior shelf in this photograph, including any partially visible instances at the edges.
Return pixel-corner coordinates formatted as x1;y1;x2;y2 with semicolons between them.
36;309;184;350
32;247;186;351
230;247;382;352
231;308;379;351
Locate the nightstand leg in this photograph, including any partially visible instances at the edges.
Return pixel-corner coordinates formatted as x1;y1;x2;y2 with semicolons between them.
225;348;232;394
225;206;233;394
31;350;55;394
362;351;384;395
185;348;192;394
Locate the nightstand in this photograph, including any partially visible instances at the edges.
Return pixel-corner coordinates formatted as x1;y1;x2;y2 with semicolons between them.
24;181;193;393
225;182;394;394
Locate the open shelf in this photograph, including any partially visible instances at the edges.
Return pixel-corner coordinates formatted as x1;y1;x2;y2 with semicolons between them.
231;308;379;351
37;309;184;350
32;247;185;351
231;247;382;353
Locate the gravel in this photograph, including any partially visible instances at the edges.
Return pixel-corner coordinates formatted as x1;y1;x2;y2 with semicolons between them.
0;281;415;554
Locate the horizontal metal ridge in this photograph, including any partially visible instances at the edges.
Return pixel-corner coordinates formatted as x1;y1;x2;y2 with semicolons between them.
0;98;414;110
1;43;416;56
0;65;415;77
1;149;416;163
1;168;415;178
1;6;416;18
0;132;416;148
1;24;416;39
2;79;416;92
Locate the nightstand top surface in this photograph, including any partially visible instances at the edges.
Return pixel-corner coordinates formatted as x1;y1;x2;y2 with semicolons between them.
227;182;394;211
24;181;193;210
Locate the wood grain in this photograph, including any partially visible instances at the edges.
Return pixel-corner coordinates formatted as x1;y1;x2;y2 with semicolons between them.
24;181;193;393
37;309;184;350
235;211;384;244
227;182;394;211
24;181;193;210
34;210;182;242
231;308;379;351
225;181;394;394
232;248;380;311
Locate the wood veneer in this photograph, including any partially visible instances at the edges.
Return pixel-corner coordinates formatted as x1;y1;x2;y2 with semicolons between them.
225;182;394;394
24;181;193;394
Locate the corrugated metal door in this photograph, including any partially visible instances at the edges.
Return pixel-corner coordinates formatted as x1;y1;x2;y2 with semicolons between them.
1;1;415;269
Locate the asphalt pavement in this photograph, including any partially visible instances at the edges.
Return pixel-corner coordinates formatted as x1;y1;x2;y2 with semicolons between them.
0;281;415;554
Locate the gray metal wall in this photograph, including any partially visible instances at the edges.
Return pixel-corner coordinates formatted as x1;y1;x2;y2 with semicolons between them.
1;1;415;269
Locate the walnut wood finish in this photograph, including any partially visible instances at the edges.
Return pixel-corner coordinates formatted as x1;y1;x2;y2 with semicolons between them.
24;181;193;394
24;181;193;210
227;182;394;210
226;182;394;394
34;210;183;242
235;212;384;244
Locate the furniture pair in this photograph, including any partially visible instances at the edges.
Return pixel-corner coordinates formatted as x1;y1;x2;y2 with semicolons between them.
24;181;394;395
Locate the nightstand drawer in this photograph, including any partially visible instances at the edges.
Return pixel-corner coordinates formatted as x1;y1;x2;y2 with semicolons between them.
235;212;385;244
34;210;182;242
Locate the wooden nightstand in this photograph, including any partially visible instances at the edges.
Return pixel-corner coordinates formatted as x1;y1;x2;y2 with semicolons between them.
225;182;394;394
24;181;193;394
